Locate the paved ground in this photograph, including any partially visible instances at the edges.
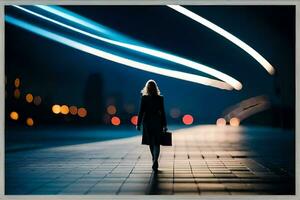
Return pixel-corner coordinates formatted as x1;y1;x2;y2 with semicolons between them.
5;125;295;195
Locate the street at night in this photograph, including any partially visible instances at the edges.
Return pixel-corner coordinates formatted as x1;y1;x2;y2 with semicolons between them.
4;4;295;196
6;125;294;195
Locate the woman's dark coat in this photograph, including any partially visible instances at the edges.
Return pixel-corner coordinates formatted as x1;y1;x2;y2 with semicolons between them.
137;95;167;145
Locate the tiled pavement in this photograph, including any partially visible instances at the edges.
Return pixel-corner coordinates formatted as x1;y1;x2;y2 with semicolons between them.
5;125;295;195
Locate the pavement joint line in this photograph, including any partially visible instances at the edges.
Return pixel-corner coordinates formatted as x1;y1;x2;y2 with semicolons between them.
116;154;142;195
83;164;119;194
188;154;201;195
82;154;126;194
172;144;176;194
27;165;89;194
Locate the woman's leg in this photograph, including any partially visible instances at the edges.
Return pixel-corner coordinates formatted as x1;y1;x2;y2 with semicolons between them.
153;145;160;162
149;145;154;161
152;145;160;171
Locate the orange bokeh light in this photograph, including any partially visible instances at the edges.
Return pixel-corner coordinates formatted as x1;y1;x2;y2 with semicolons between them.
52;105;61;114
216;118;226;126
14;89;20;99
26;93;33;103
14;78;20;88
26;118;34;126
69;106;78;115
111;116;121;126
10;111;19;120
131;115;138;125
60;105;69;115
230;117;240;127
107;105;117;115
78;108;87;118
182;114;193;125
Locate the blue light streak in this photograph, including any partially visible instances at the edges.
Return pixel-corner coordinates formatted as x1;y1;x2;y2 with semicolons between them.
12;5;242;90
5;15;233;90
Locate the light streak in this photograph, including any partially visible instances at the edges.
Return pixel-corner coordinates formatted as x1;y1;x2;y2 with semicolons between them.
13;5;242;90
168;5;275;75
35;5;135;44
5;15;233;90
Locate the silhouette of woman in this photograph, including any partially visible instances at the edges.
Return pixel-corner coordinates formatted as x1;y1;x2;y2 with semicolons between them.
136;80;168;171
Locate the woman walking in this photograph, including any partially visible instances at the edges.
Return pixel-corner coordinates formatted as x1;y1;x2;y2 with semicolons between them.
136;80;168;171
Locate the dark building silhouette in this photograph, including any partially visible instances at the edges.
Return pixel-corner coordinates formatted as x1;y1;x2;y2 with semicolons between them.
83;73;105;124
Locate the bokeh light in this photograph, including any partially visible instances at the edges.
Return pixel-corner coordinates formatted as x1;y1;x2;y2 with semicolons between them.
131;115;138;125
26;117;34;126
78;107;87;118
107;105;117;115
14;89;20;99
52;105;61;114
69;106;78;115
60;105;69;115
111;116;121;126
10;111;19;120
182;114;193;125
14;78;20;88
33;96;42;106
26;93;33;103
230;117;240;127
170;108;181;118
216;118;226;126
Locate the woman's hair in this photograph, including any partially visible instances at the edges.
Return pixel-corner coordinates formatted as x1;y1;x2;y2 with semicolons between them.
141;79;161;96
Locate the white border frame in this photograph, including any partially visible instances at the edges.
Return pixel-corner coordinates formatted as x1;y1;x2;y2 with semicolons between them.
0;1;298;200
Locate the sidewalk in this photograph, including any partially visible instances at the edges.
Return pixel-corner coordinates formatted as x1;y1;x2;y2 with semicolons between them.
5;125;294;195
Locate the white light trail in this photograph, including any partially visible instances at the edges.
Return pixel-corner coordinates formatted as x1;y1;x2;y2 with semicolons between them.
36;5;112;37
14;5;242;90
5;15;233;90
168;5;275;75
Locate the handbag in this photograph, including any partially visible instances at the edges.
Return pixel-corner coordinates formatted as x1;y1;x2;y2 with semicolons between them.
160;131;172;146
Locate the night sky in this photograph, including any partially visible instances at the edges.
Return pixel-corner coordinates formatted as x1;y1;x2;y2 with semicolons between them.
5;5;295;124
